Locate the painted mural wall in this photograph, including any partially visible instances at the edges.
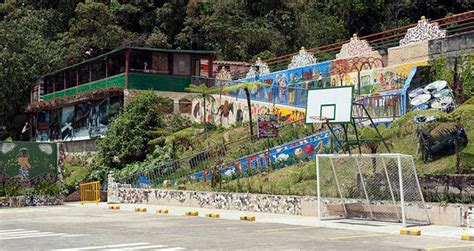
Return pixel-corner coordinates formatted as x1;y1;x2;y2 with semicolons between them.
35;95;123;142
330;60;429;95
191;95;306;127
190;130;332;181
0;141;57;184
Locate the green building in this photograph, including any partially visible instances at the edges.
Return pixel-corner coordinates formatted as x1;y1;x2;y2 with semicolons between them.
27;47;216;144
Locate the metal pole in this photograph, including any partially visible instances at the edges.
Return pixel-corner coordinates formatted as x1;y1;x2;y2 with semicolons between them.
381;157;400;222
410;156;431;225
356;156;374;220
330;157;348;217
316;156;321;221
397;154;406;227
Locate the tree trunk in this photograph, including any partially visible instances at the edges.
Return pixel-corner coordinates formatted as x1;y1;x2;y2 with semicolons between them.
244;88;254;138
203;97;207;124
454;131;461;173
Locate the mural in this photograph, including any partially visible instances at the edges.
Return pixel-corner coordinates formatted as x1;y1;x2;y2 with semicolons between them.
231;60;333;107
190;130;332;181
35;95;123;141
0;141;58;185
331;60;428;95
191;95;305;127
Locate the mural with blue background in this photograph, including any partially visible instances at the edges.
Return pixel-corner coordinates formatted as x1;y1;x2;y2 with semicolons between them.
190;130;332;181
228;61;333;108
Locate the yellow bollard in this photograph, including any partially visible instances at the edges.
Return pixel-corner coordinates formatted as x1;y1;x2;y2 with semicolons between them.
400;228;421;236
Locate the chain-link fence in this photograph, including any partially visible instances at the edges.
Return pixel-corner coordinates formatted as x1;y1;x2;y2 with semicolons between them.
116;118;329;187
316;154;430;226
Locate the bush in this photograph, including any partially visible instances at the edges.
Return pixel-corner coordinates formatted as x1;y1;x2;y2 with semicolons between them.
97;92;168;169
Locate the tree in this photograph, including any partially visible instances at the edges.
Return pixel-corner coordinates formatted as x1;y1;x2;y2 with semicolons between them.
185;84;219;124
0;8;63;137
223;81;269;137
59;2;129;65
97;92;170;169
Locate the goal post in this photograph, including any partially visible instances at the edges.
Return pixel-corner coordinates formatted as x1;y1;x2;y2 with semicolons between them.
316;154;430;226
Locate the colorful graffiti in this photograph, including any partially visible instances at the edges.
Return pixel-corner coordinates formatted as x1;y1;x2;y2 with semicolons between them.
190;130;332;180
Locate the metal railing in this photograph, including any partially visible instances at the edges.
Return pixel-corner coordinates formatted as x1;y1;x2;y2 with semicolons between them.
354;94;403;120
80;181;100;204
191;76;404;118
231;10;474;78
116;118;323;187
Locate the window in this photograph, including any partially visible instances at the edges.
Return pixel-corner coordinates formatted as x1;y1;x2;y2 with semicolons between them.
78;66;90;85
91;60;106;81
53;74;64;91
107;53;126;76
151;52;169;74
130;50;151;73
65;70;76;89
44;77;54;94
173;53;191;76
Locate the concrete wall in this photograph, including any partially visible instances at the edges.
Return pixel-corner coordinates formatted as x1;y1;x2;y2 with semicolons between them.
388;40;430;66
429;31;474;58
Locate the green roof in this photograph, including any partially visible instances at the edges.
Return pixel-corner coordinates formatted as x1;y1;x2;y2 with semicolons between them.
43;47;217;78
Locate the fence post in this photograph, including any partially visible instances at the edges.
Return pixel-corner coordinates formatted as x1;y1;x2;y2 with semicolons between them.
397;154;406;227
316;156;321;221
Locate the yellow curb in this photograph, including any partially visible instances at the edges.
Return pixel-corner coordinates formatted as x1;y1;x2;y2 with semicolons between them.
240;216;256;221
205;213;220;218
108;205;115;209
156;209;169;214
461;234;474;241
185;211;199;216
400;228;421;236
135;207;147;212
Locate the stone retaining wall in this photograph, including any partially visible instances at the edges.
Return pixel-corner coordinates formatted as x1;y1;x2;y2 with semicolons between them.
0;195;64;208
108;174;473;227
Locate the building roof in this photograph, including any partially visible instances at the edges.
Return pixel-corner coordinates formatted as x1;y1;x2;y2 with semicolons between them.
43;47;217;78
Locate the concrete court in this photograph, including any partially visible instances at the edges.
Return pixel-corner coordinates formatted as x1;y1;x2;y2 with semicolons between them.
0;203;473;251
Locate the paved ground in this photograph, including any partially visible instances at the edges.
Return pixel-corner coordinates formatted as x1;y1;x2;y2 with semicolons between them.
1;203;473;250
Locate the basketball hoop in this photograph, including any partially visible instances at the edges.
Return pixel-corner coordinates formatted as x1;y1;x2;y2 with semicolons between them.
309;115;330;124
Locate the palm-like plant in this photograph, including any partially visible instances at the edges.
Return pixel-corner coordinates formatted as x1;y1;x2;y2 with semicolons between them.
223;81;269;137
148;127;194;157
185;83;219;124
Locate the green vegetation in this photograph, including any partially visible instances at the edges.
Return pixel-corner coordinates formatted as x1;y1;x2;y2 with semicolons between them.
169;99;474;199
2;1;473;137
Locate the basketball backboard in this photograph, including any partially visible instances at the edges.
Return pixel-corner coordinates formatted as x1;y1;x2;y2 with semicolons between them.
305;86;354;124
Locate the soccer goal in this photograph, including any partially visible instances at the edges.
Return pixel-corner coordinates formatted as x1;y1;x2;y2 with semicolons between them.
315;154;430;226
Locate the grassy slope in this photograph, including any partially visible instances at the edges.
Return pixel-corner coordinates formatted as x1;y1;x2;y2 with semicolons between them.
174;98;474;196
64;165;89;186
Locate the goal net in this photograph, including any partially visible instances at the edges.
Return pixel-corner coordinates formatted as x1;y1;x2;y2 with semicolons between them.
316;154;430;226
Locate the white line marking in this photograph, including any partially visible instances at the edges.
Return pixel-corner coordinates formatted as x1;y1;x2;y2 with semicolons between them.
158;248;186;251
0;233;66;240
56;242;152;250
2;232;56;237
124;245;167;250
0;230;39;235
0;229;26;233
